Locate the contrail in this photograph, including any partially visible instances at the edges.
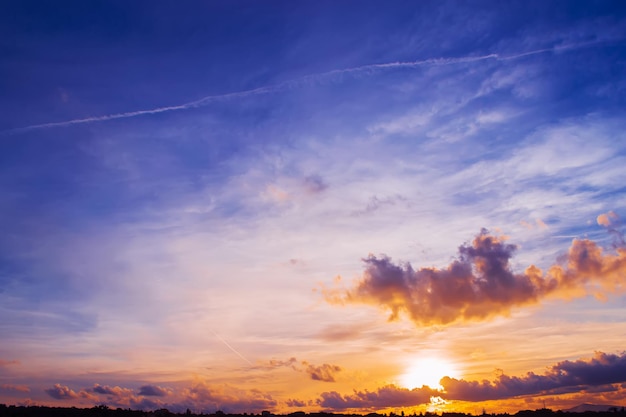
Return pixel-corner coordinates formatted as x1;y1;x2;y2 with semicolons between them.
3;39;620;135
211;330;253;366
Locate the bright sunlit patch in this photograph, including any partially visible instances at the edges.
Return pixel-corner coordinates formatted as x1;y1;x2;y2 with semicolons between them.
401;357;459;389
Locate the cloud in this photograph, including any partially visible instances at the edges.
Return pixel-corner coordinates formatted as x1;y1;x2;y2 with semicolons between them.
285;398;309;408
302;362;342;382
0;383;30;392
91;384;134;397
0;359;20;366
267;357;298;370
597;211;624;247
138;385;170;397
45;384;79;400
178;381;277;413
303;175;328;194
325;227;626;326
441;351;626;401
317;385;436;410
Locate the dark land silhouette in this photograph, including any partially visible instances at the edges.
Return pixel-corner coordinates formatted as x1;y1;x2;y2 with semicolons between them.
1;405;625;417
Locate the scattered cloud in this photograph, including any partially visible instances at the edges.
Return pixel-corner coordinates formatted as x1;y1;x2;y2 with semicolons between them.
285;398;309;408
303;175;328;194
138;385;170;397
266;358;341;382
442;351;626;401
267;357;298;370
178;381;277;413
303;362;342;382
90;384;133;397
325;227;626;326
0;384;30;393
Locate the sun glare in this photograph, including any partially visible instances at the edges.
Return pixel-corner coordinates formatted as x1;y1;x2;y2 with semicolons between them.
401;357;459;390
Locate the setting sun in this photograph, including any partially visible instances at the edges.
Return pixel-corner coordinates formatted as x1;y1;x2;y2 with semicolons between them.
401;357;459;389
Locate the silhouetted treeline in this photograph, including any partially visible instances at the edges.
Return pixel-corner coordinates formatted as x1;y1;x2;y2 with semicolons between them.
0;405;624;417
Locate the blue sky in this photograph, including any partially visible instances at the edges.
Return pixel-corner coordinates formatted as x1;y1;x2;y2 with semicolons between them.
1;1;626;413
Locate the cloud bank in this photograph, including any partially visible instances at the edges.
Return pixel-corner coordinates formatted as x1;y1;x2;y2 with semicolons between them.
326;223;626;325
442;351;626;401
312;352;626;410
317;385;437;410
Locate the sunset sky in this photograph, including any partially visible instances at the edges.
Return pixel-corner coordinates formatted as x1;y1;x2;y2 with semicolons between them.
1;1;626;414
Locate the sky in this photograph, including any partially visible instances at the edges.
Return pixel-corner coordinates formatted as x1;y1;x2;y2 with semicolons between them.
1;0;626;414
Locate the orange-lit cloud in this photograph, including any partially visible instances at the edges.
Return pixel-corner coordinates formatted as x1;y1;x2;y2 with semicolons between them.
325;227;626;326
267;358;342;382
302;362;342;382
179;381;277;413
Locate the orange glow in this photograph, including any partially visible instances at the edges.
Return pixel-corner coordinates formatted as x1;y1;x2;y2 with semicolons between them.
401;356;459;389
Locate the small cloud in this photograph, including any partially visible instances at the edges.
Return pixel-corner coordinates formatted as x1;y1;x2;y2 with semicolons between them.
597;211;619;227
91;384;133;397
317;324;364;342
138;385;170;397
45;384;78;400
317;385;436;410
303;362;342;382
597;211;624;247
285;398;309;407
520;218;548;230
1;384;30;393
0;359;20;367
268;357;298;370
178;381;277;413
265;184;289;202
441;351;626;401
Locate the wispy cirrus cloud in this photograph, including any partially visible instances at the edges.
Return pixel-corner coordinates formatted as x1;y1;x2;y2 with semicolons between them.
4;39;620;135
317;385;437;410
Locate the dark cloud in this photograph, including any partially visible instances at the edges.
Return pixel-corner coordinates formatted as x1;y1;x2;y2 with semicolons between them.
303;362;342;382
138;385;170;397
45;384;79;400
317;385;436;410
326;228;626;325
442;352;626;401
